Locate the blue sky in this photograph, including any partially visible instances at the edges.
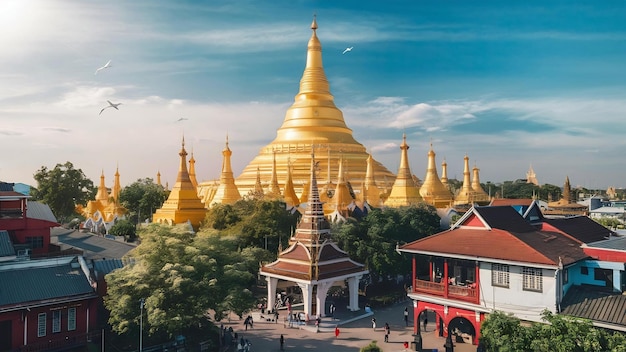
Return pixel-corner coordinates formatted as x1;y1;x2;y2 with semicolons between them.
1;0;626;190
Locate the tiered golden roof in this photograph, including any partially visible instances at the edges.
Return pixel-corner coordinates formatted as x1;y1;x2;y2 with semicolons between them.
152;137;207;229
229;17;395;199
419;144;453;208
385;134;423;207
207;136;242;207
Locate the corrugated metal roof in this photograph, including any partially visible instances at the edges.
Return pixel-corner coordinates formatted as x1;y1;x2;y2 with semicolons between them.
587;236;626;251
26;201;58;223
0;230;15;257
0;257;95;306
92;257;135;280
561;285;626;327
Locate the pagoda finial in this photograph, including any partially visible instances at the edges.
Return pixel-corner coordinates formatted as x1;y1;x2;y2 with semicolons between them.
311;14;317;30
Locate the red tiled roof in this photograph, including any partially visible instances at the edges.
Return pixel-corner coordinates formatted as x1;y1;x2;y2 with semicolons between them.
280;243;311;261
318;243;349;261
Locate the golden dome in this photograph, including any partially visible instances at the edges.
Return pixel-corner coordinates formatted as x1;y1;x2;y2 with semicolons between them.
231;17;395;200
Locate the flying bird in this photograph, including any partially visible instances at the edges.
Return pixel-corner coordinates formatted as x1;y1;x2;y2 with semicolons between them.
342;47;353;54
99;100;122;115
176;117;188;122
94;60;112;75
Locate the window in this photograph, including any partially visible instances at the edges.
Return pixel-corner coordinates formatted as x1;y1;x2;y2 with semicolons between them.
25;236;44;249
37;313;46;337
523;267;543;292
581;266;588;275
52;311;61;333
563;268;569;284
68;308;76;331
491;263;509;288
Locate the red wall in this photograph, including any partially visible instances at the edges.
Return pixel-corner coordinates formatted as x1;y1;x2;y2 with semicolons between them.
1;297;98;350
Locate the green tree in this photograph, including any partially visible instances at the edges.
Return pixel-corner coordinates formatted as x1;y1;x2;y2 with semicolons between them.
204;199;300;251
480;310;626;352
119;178;167;224
104;224;261;338
31;161;95;222
360;341;382;352
333;204;440;281
109;219;137;241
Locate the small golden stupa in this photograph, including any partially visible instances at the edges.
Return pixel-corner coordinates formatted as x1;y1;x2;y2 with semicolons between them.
152;137;207;229
471;164;491;204
230;16;395;197
205;136;241;207
419;144;453;208
385;134;423;207
78;167;126;222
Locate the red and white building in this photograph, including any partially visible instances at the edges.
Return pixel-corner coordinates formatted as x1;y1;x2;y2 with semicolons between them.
398;204;591;345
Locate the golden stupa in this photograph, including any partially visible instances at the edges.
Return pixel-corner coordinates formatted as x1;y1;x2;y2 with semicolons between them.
385;134;423;207
454;155;476;205
230;17;395;198
78;168;126;222
419;144;453;208
152;137;207;229
471;164;491;204
206;136;242;207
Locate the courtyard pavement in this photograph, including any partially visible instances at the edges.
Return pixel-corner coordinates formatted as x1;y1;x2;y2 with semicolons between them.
220;300;477;352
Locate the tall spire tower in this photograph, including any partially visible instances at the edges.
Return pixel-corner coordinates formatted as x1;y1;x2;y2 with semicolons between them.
95;170;109;201
385;134;422;207
454;155;476;205
419;144;452;208
471;164;490;204
363;153;381;207
231;17;395;198
210;136;242;207
111;165;121;202
188;149;198;190
152;136;207;229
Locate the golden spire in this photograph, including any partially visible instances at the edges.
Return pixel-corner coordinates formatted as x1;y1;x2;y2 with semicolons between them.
454;155;476;205
331;156;354;211
283;159;300;208
210;135;242;206
363;153;381;206
441;158;449;186
471;163;490;203
268;150;282;198
111;165;122;202
251;167;264;199
562;176;572;203
419;144;452;208
95;169;109;201
385;134;422;207
152;136;207;229
188;148;198;190
157;171;162;187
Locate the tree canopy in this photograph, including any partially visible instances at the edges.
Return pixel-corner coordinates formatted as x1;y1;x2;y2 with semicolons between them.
104;224;270;338
31;161;95;222
119;178;167;224
203;199;300;251
332;204;440;281
480;310;626;352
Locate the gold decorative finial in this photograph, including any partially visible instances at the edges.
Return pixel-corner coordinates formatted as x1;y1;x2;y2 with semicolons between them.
311;14;317;30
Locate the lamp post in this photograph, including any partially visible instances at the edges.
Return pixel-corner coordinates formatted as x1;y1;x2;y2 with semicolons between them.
139;298;145;352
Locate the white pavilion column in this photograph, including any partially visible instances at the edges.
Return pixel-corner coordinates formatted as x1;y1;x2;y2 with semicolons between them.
266;277;278;311
315;281;334;317
347;276;361;311
297;282;313;320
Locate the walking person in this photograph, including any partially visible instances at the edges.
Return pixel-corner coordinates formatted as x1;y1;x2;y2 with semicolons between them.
403;307;409;326
280;334;284;351
423;315;428;332
384;322;390;342
372;317;377;330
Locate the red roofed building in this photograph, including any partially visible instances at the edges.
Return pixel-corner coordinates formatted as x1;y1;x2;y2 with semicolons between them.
260;155;368;319
399;205;589;345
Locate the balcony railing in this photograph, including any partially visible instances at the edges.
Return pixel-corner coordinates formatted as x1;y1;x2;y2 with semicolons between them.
412;278;478;303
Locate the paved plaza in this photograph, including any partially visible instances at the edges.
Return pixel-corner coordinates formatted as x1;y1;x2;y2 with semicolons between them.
221;301;477;352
